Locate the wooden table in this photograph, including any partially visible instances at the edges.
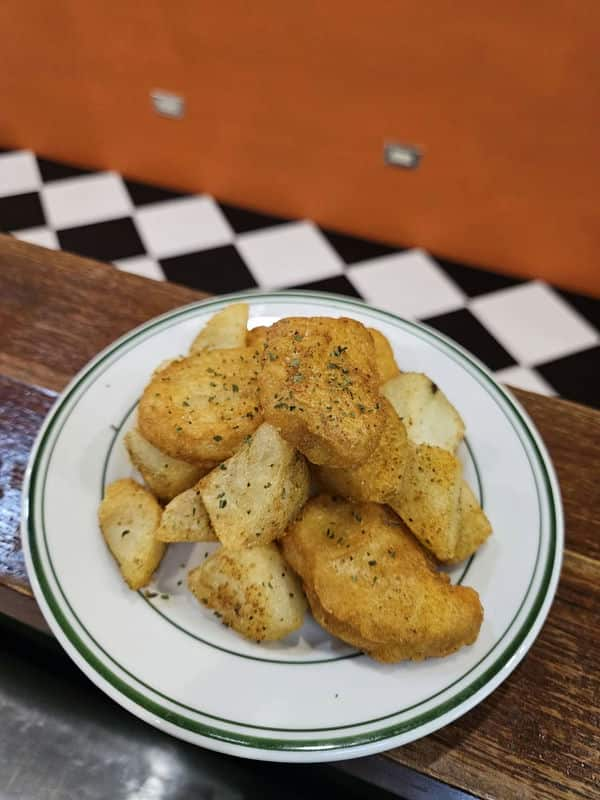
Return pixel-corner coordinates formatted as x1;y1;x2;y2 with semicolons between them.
1;235;598;800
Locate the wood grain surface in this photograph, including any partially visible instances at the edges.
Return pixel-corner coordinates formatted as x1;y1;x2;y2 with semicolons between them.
0;235;598;800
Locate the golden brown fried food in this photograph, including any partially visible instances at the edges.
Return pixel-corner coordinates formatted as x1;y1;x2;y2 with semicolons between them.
188;544;307;641
124;428;214;503
189;303;249;353
155;487;217;543
314;398;409;503
281;495;482;662
369;327;401;383
138;348;263;464
246;325;269;349
98;479;165;589
447;480;492;564
199;423;310;548
258;317;385;467
382;372;465;453
389;443;462;561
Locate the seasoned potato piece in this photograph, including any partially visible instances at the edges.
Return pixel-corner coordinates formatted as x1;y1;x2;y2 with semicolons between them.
314;398;409;503
382;372;465;453
138;348;263;463
199;423;310;548
188;544;307;641
389;443;462;561
155;487;217;543
246;325;269;349
447;480;492;563
258;317;385;467
369;327;401;383
124;428;213;503
189;303;249;353
98;478;165;590
281;496;482;662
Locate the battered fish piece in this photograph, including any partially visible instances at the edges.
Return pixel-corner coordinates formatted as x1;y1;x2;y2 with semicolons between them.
281;496;482;662
246;325;269;349
369;328;401;383
258;317;385;467
155;487;217;543
189;303;249;353
314;398;409;503
124;428;213;503
389;443;462;562
138;348;263;464
98;479;165;590
188;543;307;641
199;423;310;548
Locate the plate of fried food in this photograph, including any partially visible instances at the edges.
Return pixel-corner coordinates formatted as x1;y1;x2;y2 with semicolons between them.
23;291;563;761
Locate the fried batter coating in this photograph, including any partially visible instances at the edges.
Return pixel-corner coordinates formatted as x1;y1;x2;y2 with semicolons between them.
258;317;385;467
138;348;263;463
246;325;269;349
281;495;482;662
369;327;401;383
314;398;409;503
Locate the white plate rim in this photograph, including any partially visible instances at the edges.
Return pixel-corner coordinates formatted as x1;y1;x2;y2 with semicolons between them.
22;289;564;762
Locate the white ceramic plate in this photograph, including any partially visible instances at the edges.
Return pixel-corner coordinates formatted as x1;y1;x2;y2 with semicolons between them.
22;291;563;762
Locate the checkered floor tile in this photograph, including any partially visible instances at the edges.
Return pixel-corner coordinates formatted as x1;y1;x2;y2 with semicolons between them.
2;148;599;408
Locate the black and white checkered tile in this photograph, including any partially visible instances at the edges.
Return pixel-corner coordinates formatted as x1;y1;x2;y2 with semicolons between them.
2;148;599;408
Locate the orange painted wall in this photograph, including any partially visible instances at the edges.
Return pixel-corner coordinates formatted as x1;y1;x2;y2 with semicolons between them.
2;1;599;295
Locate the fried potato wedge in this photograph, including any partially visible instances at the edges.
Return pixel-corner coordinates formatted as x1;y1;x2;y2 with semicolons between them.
189;303;249;353
389;443;462;562
382;372;465;453
155;487;217;543
188;544;307;641
447;480;492;563
246;325;269;349
199;423;310;548
124;428;213;503
98;478;165;590
281;496;482;662
369;327;401;383
258;317;385;467
138;348;263;463
314;398;409;503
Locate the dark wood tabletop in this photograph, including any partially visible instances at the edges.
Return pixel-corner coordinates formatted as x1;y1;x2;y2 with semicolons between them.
0;234;598;800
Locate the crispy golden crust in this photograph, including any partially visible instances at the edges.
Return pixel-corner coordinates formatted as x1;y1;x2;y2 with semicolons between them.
98;478;165;590
281;495;482;662
199;423;310;548
155;487;217;542
369;328;401;383
446;480;493;564
189;303;249;353
389;443;462;561
258;317;385;467
188;544;307;641
314;398;409;503
138;348;263;463
246;325;270;349
124;428;213;503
